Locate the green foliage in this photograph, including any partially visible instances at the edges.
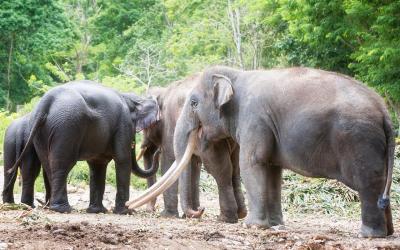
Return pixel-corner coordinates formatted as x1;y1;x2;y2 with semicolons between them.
0;0;74;110
1;0;400;214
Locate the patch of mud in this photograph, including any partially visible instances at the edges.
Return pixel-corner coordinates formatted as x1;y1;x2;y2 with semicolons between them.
1;168;400;249
0;222;150;249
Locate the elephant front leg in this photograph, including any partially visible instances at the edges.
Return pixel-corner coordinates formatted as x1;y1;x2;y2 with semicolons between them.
240;162;270;228
231;147;247;219
113;160;131;215
266;165;283;226
87;162;108;214
160;153;179;218
143;146;157;212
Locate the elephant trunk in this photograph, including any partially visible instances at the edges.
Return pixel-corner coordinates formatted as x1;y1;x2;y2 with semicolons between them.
130;137;159;178
179;165;204;218
125;130;197;209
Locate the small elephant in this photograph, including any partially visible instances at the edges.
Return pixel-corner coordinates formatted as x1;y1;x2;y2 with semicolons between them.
11;80;160;214
2;114;50;206
132;75;247;222
128;66;394;238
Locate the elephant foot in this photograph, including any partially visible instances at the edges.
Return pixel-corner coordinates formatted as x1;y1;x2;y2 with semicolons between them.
87;205;108;214
50;203;72;213
2;195;15;204
160;209;179;218
114;206;133;215
146;202;156;212
237;208;247;219
218;213;238;223
243;216;270;229
183;207;205;219
269;216;284;226
360;224;388;238
21;199;35;208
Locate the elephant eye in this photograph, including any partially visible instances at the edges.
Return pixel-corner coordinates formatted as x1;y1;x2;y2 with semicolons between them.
190;99;198;108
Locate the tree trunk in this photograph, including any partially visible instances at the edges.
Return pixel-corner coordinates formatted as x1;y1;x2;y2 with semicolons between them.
227;0;244;69
6;34;14;110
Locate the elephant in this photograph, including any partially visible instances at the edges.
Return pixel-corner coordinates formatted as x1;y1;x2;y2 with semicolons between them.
10;80;160;214
2;114;51;207
127;66;394;238
138;76;246;222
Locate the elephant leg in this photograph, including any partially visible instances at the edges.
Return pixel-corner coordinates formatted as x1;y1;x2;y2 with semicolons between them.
266;165;283;226
241;162;270;228
214;175;239;223
20;155;41;207
231;147;247;219
160;153;179;218
190;156;201;210
2;166;18;204
144;145;157;212
385;205;394;236
86;161;108;214
202;147;238;223
359;188;388;237
113;158;131;215
49;159;74;213
43;168;51;204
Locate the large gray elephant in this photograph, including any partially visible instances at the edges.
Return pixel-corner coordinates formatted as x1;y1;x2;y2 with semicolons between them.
2;114;50;206
11;80;160;214
127;66;394;238
138;76;246;222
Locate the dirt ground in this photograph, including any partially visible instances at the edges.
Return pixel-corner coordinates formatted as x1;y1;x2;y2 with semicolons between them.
1;171;400;249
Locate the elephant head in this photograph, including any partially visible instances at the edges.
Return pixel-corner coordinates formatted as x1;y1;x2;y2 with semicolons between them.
126;66;240;208
121;93;161;178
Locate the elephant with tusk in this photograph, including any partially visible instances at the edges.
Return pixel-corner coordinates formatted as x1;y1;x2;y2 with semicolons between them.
130;75;247;222
127;66;394;238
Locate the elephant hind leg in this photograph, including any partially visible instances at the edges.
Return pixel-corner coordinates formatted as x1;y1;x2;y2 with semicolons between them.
48;158;75;213
385;204;393;236
20;155;41;207
86;160;108;214
359;188;388;237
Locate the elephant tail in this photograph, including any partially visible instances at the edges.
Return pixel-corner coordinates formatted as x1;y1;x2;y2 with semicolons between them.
131;147;161;178
6;94;53;178
377;114;395;210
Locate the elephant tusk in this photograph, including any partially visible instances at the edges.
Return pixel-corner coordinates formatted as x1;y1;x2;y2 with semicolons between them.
125;130;197;209
136;146;148;161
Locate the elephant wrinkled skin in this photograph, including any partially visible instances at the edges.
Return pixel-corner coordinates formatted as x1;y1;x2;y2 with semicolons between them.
130;66;394;238
10;81;160;214
140;75;246;222
2;114;50;207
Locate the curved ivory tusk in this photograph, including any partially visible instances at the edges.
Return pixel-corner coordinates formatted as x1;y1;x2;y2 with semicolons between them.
136;146;148;161
126;130;197;209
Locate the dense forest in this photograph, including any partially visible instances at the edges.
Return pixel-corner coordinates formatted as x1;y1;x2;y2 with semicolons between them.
1;0;399;130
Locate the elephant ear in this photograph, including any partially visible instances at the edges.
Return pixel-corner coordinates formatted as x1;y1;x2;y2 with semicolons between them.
132;96;160;132
212;74;233;109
